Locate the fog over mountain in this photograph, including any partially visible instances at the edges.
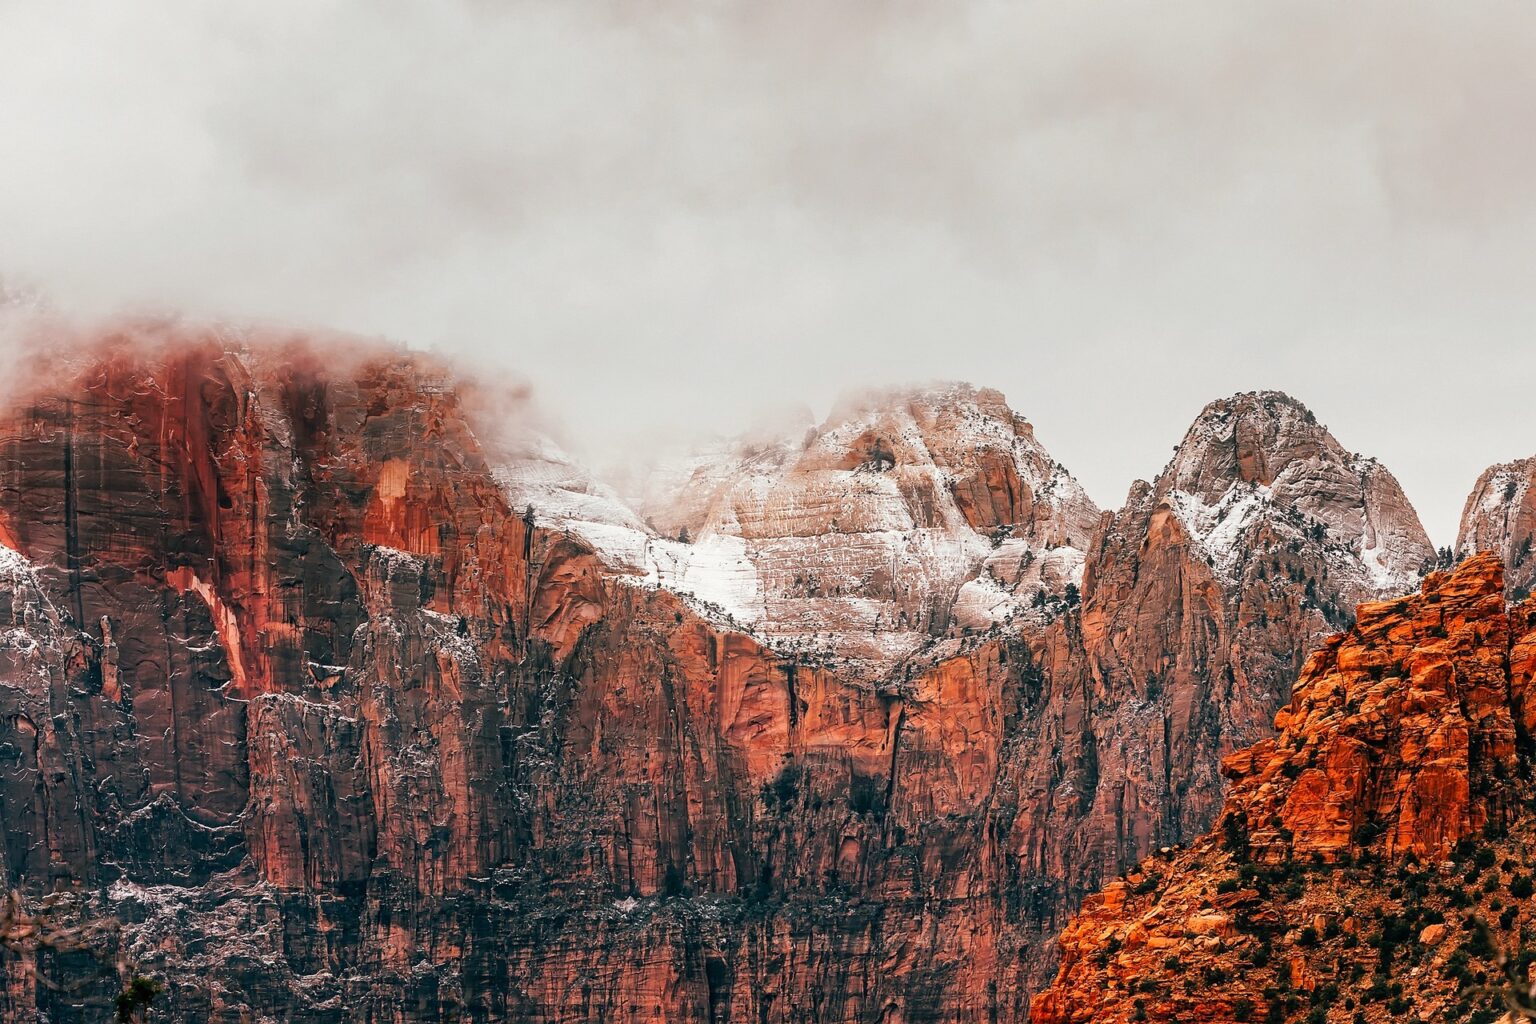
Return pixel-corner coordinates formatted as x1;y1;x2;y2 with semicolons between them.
3;1;1536;542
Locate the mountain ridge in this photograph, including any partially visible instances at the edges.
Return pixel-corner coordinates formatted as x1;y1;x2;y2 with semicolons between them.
0;318;1522;1022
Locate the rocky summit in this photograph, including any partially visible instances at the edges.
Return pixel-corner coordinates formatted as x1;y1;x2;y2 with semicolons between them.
990;390;1437;986
0;322;1516;1023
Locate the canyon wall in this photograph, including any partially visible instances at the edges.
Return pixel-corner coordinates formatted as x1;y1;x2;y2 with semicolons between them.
0;327;1440;1021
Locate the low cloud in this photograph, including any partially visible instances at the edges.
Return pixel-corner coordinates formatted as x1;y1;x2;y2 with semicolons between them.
2;1;1534;541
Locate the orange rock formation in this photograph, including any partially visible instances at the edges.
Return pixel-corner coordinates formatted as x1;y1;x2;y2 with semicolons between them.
1034;553;1536;1024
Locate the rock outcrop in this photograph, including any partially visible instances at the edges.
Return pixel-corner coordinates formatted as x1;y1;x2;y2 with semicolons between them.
0;325;1442;1022
1033;553;1535;1024
1459;456;1536;598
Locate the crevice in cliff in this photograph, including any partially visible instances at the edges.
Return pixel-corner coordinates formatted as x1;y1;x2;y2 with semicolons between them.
1076;728;1099;815
883;698;907;815
704;954;731;1024
162;620;185;807
654;663;694;896
61;397;83;629
519;505;536;652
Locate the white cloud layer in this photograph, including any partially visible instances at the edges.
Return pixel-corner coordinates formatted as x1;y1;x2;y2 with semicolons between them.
2;1;1535;542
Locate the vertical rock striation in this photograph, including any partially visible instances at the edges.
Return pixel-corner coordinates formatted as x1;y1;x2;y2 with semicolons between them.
974;390;1436;994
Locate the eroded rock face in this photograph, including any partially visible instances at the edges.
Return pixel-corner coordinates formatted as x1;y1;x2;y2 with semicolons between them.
1032;554;1531;1024
1458;455;1536;597
0;328;1441;1022
1147;391;1433;601
1222;553;1515;865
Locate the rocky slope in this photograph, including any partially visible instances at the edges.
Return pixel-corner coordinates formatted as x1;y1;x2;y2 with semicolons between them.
1032;553;1536;1024
0;323;1442;1022
1459;456;1536;599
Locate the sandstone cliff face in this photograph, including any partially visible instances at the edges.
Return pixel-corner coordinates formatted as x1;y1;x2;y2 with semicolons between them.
0;326;1051;1022
0;327;1442;1022
628;383;1102;673
1458;456;1536;598
1033;553;1534;1024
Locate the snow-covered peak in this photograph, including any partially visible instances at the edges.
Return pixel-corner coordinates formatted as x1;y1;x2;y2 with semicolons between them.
610;381;1102;674
1151;391;1433;599
798;380;1099;543
1166;390;1333;499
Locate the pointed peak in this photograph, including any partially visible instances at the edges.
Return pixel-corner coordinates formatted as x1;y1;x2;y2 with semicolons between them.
1167;391;1335;495
1471;455;1536;488
1148;389;1433;597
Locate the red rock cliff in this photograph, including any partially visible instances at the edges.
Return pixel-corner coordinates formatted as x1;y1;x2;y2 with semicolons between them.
0;325;1045;1021
1033;553;1536;1024
964;391;1437;995
0;328;1440;1022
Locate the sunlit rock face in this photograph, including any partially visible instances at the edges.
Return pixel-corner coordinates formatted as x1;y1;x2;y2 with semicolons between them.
1033;554;1533;1024
0;327;1441;1022
1458;454;1536;598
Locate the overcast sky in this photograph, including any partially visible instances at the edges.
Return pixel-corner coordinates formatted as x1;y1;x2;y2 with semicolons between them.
3;1;1535;543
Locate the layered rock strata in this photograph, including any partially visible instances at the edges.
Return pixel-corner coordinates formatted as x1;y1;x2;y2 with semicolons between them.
628;383;1103;673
